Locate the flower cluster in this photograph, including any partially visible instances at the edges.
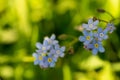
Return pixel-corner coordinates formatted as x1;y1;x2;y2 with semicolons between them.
79;18;115;55
32;34;65;68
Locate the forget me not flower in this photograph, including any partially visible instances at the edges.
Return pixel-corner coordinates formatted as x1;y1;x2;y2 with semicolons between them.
87;40;105;55
106;23;116;33
79;30;93;45
45;34;58;45
82;18;99;31
94;28;108;41
54;44;65;58
33;34;65;69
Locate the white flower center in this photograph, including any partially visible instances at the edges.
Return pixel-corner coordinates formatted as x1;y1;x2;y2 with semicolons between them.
110;26;113;29
89;24;93;28
56;50;60;54
99;33;104;37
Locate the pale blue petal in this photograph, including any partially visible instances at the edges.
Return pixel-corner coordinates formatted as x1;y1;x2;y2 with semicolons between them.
36;42;42;49
103;35;108;39
53;40;58;44
83;30;88;36
84;40;90;45
92;49;98;55
60;53;65;57
79;36;86;42
53;57;57;62
50;62;55;67
61;46;65;51
93;20;99;25
55;44;59;49
87;44;94;49
89;31;93;36
88;18;93;24
94;33;98;37
86;28;91;31
50;34;55;40
99;46;105;52
103;29;108;34
92;26;97;30
98;37;102;41
34;60;39;65
43;40;48;46
82;24;88;28
98;28;102;33
32;53;38;58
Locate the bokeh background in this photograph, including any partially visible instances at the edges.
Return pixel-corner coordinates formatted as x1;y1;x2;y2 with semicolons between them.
0;0;120;80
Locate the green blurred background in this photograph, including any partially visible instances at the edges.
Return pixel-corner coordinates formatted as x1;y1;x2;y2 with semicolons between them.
0;0;120;80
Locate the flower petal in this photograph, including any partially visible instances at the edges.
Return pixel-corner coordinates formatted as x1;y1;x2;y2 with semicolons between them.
86;44;94;49
36;42;42;49
82;24;88;29
61;46;65;51
99;46;105;52
89;31;93;36
92;49;98;55
43;40;48;46
79;36;86;42
98;28;102;33
93;20;99;25
84;40;90;45
94;33;98;37
50;34;56;40
50;62;55;67
53;40;58;44
60;53;65;57
34;60;39;65
88;18;93;24
103;35;108;39
32;53;38;58
83;30;88;36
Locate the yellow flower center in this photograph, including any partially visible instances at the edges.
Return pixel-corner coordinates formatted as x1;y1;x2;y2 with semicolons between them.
48;58;52;62
86;36;90;40
42;47;46;50
41;53;46;56
39;56;43;60
94;43;99;48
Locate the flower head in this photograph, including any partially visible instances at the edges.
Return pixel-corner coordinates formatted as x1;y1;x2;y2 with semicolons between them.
79;30;93;45
32;34;65;68
82;18;99;31
54;44;65;58
87;40;105;55
106;23;116;33
94;28;108;41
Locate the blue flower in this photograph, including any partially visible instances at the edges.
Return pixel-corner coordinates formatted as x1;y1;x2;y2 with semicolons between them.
36;40;50;53
106;23;116;33
87;40;105;55
82;18;99;31
45;54;57;68
32;53;44;66
79;30;93;45
33;34;66;68
45;34;58;45
54;44;65;58
94;28;108;41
